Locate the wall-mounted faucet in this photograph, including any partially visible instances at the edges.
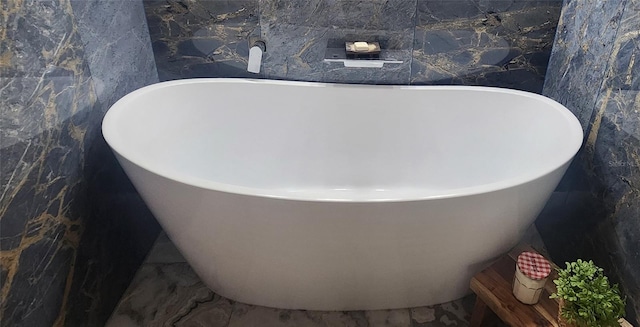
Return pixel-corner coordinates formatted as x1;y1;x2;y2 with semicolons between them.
248;40;266;74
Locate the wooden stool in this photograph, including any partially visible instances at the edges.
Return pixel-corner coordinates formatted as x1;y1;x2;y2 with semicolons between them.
469;245;559;326
469;245;633;327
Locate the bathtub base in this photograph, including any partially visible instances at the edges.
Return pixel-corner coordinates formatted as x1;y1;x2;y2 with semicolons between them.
119;156;567;311
204;263;480;311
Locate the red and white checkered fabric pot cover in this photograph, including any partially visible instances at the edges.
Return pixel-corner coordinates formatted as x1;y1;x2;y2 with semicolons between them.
517;252;551;280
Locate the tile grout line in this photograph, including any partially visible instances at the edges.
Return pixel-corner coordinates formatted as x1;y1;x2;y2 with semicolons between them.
224;299;235;327
408;0;419;85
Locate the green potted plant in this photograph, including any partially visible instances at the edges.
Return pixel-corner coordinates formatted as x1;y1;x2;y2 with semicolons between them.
551;259;626;327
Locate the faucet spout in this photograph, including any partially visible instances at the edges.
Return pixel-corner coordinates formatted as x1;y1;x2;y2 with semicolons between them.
248;41;266;74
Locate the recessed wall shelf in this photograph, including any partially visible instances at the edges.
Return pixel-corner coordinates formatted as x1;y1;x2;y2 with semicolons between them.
323;47;403;68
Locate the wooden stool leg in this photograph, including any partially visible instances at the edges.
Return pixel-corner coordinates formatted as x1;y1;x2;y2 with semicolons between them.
470;297;489;327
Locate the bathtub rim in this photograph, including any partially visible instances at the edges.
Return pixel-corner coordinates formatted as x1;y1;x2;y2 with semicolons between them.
102;78;584;203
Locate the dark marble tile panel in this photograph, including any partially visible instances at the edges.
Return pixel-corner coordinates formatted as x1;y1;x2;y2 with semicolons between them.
0;122;86;252
412;2;559;92
587;45;640;320
538;0;640;322
590;93;640;193
542;0;628;130
260;24;328;82
417;0;484;24
145;0;562;86
2;0;160;326
143;0;259;81
58;1;162;325
0;265;6;295
592;0;640;182
1;2;97;325
1;0;73;76
2;225;75;327
70;0;158;116
0;140;46;251
535;156;609;262
0;116;93;326
62;135;162;327
417;0;561;25
260;0;417;30
1;13;94;252
1;9;89;148
603;0;640;93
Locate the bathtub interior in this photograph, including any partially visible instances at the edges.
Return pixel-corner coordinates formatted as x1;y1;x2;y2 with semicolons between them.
104;80;582;201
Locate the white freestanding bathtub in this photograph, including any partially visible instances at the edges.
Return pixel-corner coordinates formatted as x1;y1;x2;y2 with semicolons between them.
102;79;583;310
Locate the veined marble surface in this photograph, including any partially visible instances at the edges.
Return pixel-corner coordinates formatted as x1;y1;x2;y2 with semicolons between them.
1;0;158;325
143;0;260;81
144;0;562;92
538;0;640;322
1;1;97;325
412;0;560;92
107;227;546;327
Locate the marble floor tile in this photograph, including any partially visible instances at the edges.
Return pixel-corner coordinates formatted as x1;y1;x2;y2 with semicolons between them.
365;309;412;327
144;232;187;264
106;262;232;326
409;307;437;324
228;303;369;327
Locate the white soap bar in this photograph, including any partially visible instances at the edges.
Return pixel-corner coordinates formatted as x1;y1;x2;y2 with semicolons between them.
354;42;369;51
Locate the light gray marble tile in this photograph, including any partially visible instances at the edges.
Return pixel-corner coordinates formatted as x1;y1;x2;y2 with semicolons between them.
228;303;369;327
365;309;412;327
107;263;232;327
410;296;475;327
410;307;437;324
145;232;187;264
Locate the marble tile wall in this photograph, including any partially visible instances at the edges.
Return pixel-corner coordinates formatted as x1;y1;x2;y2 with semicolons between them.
145;0;562;92
536;0;640;323
144;0;260;81
63;1;161;325
412;0;560;91
1;0;159;326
